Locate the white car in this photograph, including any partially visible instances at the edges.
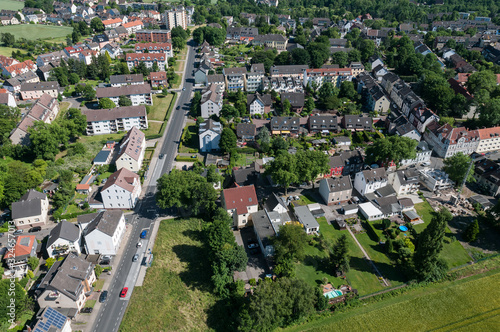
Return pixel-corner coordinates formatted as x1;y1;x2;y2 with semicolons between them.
136;242;142;248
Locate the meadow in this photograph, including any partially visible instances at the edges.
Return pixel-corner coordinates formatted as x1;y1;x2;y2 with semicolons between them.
0;0;23;11
0;24;73;41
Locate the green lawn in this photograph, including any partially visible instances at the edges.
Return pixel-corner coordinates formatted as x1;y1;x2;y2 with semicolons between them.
285;269;500;332
93;279;105;291
120;218;222;332
0;0;23;10
148;94;174;121
296;220;386;296
293;194;317;206
143;121;163;137
0;46;26;57
84;300;96;309
414;201;435;233
0;25;73;41
179;125;198;153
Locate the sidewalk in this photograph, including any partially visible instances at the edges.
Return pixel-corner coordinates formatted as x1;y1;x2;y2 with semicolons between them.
71;216;135;332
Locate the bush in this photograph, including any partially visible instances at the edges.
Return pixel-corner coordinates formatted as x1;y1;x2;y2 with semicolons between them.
463;219;479;242
249;278;257;286
365;221;381;242
27;270;34;279
27;257;39;270
95;265;103;278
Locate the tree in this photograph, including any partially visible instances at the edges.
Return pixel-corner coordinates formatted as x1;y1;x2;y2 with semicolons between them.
479;98;500;127
0;279;30;326
466;70;497;95
290;48;310;65
295;150;329;185
274;51;290;65
282;98;291;115
68;73;79;85
221;104;239;120
330;234;350;273
219;128;237;153
172;36;186;50
45;257;56;269
274;223;308;263
91;17;105;33
99;97;116;109
27;257;39;270
1;32;15;47
413;209;449;281
82;85;96;100
463;219;479;243
442;152;474;187
266;153;297;195
28;122;69;160
418;71;455;115
338;81;359;101
256;126;270;144
365;136;418;166
118;95;132;106
331;51;349;67
271;136;289;152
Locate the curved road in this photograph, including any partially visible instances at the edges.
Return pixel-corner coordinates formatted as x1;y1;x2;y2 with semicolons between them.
91;40;196;332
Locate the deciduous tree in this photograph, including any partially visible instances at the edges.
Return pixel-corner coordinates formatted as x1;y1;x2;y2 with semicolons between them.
219;128;237;153
442;152;474;187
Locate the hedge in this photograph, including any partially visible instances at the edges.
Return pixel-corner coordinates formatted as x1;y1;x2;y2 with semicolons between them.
54;209;97;221
365;221;381;242
176;156;198;162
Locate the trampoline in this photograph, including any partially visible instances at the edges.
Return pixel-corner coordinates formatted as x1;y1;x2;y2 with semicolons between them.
399;225;408;232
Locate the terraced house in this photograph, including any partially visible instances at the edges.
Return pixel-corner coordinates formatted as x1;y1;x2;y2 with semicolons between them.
96;85;152;106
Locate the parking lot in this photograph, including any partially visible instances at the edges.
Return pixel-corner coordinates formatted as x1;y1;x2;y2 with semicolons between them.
233;227;270;281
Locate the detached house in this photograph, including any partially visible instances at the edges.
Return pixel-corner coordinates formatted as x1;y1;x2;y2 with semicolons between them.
200;84;223;118
101;168;142;209
115;127;146;173
280;92;305;113
247;93;272;115
388;169;420;196
37;254;96;312
12;189;49;230
294;206;320;234
199;119;222;152
354;168;388;196
3;235;37;277
222;185;258;228
46;220;81;258
326;150;364;177
236;123;257;140
79;210;126;255
319;176;352;205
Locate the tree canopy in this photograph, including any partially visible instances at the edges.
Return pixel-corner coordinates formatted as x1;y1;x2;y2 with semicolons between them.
365;136;418;166
442;152;474;187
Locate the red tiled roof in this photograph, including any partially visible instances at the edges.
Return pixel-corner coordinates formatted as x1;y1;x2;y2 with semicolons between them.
223;185;257;215
306;67;352;75
102;18;122;25
102;168;140;193
3;235;36;259
123;20;143;28
477;126;500;140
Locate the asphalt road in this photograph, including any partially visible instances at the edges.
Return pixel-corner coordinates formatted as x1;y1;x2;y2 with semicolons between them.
91;41;195;332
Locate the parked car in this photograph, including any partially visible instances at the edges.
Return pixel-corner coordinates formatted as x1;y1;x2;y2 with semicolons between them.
120;287;128;297
159;154;164;159
13;229;23;235
28;226;42;232
249;248;260;255
182;87;186;91
99;291;108;303
133;254;139;262
81;307;93;313
136;242;142;248
140;230;147;239
248;242;258;249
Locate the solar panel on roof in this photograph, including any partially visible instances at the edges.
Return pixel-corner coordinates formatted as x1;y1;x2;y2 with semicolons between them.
33;307;67;332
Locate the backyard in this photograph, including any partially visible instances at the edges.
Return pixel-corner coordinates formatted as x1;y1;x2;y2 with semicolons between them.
120;218;225;332
179;125;198;153
0;24;73;41
0;46;26;57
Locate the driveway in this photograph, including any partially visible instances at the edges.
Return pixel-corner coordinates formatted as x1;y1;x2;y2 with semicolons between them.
233;227;269;281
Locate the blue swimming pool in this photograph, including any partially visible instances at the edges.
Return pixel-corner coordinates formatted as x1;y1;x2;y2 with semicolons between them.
399;225;408;232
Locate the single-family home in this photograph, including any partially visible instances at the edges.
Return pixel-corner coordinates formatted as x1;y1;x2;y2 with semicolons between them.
247;93;272;116
319;176;352;205
11;189;49;230
2;235;37;277
199;119;222;152
115;127;146;173
222;185;259;228
388;169;420;196
83;105;148;135
354;168;388;196
101;168;142;209
294;205;320;234
236;123;257;141
79;210;126;255
200;84;223;118
2;60;36;78
37;254;96;312
280;92;305;113
100;42;122;59
251;210;277;257
46;220;82;258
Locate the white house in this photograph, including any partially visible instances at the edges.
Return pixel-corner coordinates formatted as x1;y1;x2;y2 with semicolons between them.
358;202;384;221
200;84;223;119
46;220;81;258
2;234;37;277
101;168;142;209
388;169;420;196
199;119;222;152
400;141;432;166
96;85;152;106
115;127;146;173
11;189;49;230
37;254;96;312
353;168;388;196
294;205;320;234
0;91;16;107
222;185;259;228
419;168;454;191
79;210;126;255
83;105;148;135
476;126;500;154
247;93;272;116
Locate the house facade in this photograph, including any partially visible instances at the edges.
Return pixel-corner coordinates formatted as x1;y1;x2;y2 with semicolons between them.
126;53;167;71
423;122;479;158
83;105;148;135
200;84;223;118
199;119;222;152
388;169;420;196
247;93;272;115
222;185;258;228
115;127;146;173
319;176;352;205
20;81;60;100
96;85;152;106
101;168;142;209
3;235;37;277
354;168;388;196
46;220;82;258
79;210;126;255
11;189;49;230
294;205;320;234
476;126;500;154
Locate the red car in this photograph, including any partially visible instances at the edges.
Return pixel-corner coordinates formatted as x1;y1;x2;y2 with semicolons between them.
120;287;128;298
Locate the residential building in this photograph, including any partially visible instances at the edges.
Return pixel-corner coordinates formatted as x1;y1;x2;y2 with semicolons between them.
250;210;277;257
247;93;272;115
349;62;365;76
0;55;18;70
200;84;223;118
4;71;39;93
135;42;173;58
342;115;373;131
280;92;305;113
473;159;500;197
11;189;49;230
303;67;352;88
101;168;142;209
123;20;144;34
96;84;152;106
46;220;81;258
0;90;16;107
319;176;352;205
400;141;432;166
83;105;148;135
79;210;126;255
222;67;247;91
246;63;265;92
294;205;320;234
199;119;222;152
423;122;479;158
236;123;257;140
333;136;351;150
149;71;168;87
251;34;288;51
2;235;37;277
476;126;500;154
270;116;300;135
326;150;364;177
32;307;72;332
419;168;454;191
115;127;146;173
226;27;259;42
100;43;122;59
206;74;225;91
395;122;421;141
2;60;36;78
37;254;96;312
222;185;258;228
388;169;420;195
366;85;390;113
136;30;171;42
109;74;144;87
354;168;388;196
308;115;338;134
126;53;167;71
20;81;59;100
408;107;439;134
270;65;307;79
232;166;258;186
165;8;187;29
102;17;122;29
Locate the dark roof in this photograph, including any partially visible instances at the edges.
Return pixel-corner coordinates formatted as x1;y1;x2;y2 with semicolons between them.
247;93;272;107
236;123;257;138
362;167;387;182
251;210;276;247
270;116;300;131
270;64;308;76
324;176;352;193
83;106;146;122
79;210;124;237
233;166;257;185
96;84;151;98
375;184;397;197
94;150;111;163
207;74;224;83
308;115;338;131
20;81;60;92
11;189;47;220
33;307;69;332
46;220;80;248
265;192;287;212
280;92;305;108
109;74;144;85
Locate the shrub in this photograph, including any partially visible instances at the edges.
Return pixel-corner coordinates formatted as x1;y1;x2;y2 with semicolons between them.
463;219;479;242
365;221;380;242
95;265;103;278
27;270;34;279
249;278;257;286
27;257;39;270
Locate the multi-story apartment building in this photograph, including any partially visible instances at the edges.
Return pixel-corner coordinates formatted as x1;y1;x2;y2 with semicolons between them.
20;81;59;100
126;53;167;71
109;74;144;87
423;122;479;158
222;67;247;91
136;30;171;42
96;84;152;106
165;7;187;29
476;126;500;154
251;34;288;51
246;63;265;92
303;67;352;88
135;42;173;58
83;105;148;135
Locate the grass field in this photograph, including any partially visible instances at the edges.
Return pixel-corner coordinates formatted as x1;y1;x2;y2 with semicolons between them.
0;24;73;41
285;268;500;332
148;94;173;121
143;121;162;137
120;218;222;332
0;0;23;10
0;46;26;57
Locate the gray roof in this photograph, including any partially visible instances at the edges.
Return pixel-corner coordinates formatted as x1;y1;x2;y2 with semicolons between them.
362;167;387;182
270;64;308;76
11;189;47;220
79;210;124;237
207;74;224;83
233;166;257;185
46;220;80;248
199;119;222;134
83;105;146;122
236;123;256;138
251;210;276;248
109;74;144;85
294;205;320;230
375;184;397;197
94;150;111;163
265;192;287;212
404;210;419;220
96;84;151;98
223;67;247;75
281;92;305;107
323;176;352;193
20;81;60;92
